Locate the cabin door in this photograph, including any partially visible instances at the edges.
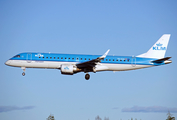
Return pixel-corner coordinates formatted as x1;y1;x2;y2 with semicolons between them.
131;56;136;67
27;53;32;63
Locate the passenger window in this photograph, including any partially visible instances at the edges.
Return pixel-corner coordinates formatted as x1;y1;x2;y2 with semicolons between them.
85;58;86;60
39;57;41;58
43;57;44;58
116;59;118;61
120;60;122;61
69;58;70;59
89;58;90;60
54;57;55;59
72;58;74;60
57;57;59;59
124;60;126;62
109;59;111;61
81;58;82;60
50;57;52;59
61;57;63;59
113;59;114;61
46;57;48;59
65;58;67;59
106;59;108;61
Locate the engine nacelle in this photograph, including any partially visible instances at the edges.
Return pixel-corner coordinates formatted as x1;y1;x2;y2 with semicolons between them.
60;64;80;75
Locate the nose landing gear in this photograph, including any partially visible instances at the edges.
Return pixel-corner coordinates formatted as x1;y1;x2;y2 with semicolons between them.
85;73;90;80
21;67;26;76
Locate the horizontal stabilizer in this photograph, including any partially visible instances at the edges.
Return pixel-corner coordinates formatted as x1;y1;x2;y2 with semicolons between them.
151;57;171;63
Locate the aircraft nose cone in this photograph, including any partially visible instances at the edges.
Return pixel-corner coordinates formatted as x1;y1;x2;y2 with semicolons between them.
5;60;11;66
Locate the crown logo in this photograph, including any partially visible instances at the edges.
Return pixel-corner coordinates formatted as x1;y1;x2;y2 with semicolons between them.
64;67;69;70
156;43;163;46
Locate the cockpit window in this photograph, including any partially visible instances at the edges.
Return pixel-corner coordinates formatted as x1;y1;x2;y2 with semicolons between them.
14;55;20;58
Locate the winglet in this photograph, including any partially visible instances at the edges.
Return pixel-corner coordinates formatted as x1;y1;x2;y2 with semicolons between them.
76;49;110;67
100;49;110;59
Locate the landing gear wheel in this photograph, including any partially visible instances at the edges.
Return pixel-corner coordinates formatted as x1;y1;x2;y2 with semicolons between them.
85;74;90;80
22;72;25;76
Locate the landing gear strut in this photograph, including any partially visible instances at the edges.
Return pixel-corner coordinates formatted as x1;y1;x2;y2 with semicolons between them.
85;73;90;80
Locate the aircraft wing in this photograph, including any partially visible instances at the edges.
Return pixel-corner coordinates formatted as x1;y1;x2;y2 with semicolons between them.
76;49;110;68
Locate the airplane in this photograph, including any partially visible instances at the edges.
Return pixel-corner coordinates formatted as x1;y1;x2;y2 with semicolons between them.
5;34;172;80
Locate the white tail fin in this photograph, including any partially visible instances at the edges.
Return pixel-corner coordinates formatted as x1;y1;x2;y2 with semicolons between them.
137;34;171;59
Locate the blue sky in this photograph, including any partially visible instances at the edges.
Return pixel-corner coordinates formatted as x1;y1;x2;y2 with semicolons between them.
0;0;177;120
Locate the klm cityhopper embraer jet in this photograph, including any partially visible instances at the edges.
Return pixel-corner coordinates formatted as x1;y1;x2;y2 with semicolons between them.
5;34;172;80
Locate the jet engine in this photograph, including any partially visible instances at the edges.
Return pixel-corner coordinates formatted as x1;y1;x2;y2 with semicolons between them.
60;64;81;75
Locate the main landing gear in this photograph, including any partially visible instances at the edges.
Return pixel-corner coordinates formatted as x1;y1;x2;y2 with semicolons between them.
21;67;26;76
85;73;90;80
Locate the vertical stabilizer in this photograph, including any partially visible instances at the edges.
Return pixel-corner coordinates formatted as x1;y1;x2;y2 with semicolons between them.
137;34;171;59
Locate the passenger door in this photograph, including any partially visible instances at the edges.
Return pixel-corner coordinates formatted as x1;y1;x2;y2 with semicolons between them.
27;53;32;63
131;56;136;67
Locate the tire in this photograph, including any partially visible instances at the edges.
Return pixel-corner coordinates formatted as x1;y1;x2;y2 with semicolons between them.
85;74;90;80
22;72;25;76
